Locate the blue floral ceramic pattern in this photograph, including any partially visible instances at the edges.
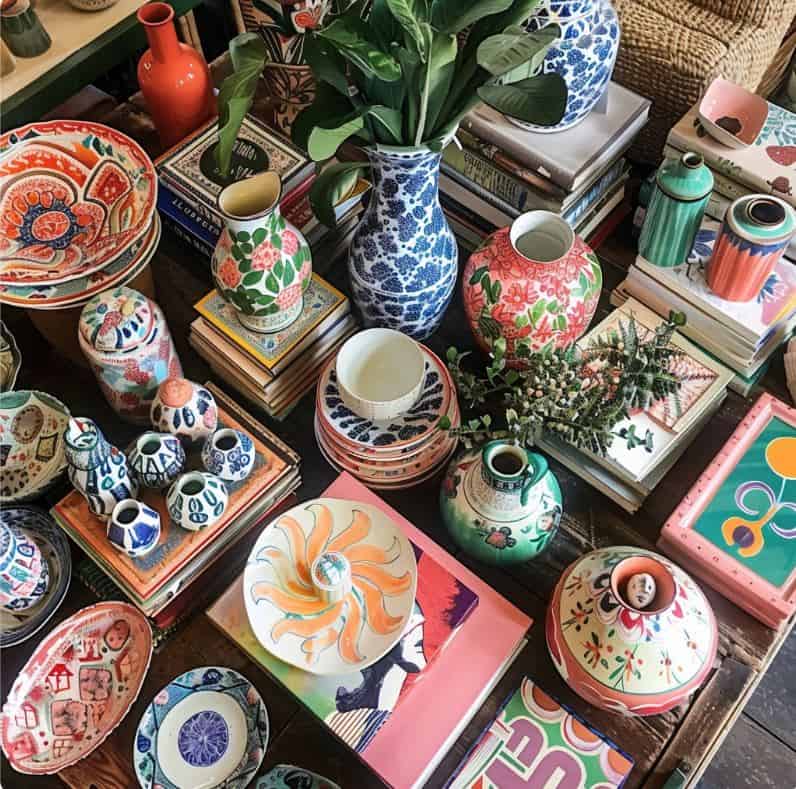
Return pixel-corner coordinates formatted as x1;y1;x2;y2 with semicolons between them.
134;666;268;789
521;0;620;132
201;429;255;482
347;147;458;339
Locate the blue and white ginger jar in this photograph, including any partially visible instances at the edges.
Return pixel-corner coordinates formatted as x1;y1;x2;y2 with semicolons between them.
347;145;458;340
201;428;255;482
107;499;161;557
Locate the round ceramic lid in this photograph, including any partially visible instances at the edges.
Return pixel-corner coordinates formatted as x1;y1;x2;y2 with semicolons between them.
244;498;417;675
79;286;155;352
727;195;796;244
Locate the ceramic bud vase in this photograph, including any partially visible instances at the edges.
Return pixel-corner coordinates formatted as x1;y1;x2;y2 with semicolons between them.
706;195;796;301
440;441;562;564
201;428;255;482
0;522;48;610
0;0;51;58
546;547;717;715
516;0;620;132
638;152;714;268
150;377;218;445
347;145;458;340
78;286;183;425
127;431;185;489
462;211;602;366
212;171;313;333
166;471;228;531
137;2;216;148
107;499;161;557
64;417;139;520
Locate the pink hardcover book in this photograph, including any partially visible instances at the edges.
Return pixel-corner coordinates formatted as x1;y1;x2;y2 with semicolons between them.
207;472;531;787
659;393;796;628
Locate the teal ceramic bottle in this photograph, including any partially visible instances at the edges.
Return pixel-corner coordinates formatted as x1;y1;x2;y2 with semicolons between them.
638;152;714;268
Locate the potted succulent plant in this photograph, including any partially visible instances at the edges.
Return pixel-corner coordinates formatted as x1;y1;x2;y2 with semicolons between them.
217;0;567;339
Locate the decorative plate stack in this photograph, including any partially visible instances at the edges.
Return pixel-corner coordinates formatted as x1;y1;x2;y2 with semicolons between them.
0;120;158;310
314;330;460;490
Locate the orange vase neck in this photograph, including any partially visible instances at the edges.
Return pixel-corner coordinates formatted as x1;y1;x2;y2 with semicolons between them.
138;3;181;63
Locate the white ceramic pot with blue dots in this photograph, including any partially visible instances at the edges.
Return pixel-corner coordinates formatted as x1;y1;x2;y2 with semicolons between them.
107;499;161;557
167;471;229;531
347;145;458;340
201;428;255;482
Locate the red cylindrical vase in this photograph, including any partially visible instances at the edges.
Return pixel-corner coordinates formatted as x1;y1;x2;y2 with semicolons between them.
137;2;216;148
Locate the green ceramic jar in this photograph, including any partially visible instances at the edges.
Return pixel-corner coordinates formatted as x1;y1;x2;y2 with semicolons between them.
638;151;714;268
440;440;562;565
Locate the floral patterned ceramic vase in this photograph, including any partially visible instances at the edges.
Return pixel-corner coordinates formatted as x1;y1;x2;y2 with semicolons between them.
546;546;718;716
78;286;183;425
347;145;458;340
166;471;228;531
440;441;562;565
212;171;312;333
516;0;620;133
201;428;255;483
127;431;185;489
64;417;139;520
462;210;602;366
107;499;161;558
150;377;218;445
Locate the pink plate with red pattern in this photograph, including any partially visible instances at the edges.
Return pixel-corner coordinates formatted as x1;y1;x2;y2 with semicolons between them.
0;601;153;774
0;121;157;286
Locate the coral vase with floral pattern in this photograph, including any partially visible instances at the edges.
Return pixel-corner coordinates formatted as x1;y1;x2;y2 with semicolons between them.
463;210;601;366
212;171;311;333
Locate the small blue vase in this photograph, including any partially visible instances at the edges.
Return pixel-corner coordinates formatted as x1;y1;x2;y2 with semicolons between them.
347;146;458;340
127;431;186;489
201;428;255;482
166;471;228;531
107;499;161;557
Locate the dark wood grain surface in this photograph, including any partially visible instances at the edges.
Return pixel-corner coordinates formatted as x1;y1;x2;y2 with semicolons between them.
1;87;794;789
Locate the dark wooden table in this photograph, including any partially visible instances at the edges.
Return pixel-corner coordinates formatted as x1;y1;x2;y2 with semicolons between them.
2;96;794;789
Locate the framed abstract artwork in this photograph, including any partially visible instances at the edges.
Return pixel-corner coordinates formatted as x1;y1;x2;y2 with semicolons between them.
659;393;796;628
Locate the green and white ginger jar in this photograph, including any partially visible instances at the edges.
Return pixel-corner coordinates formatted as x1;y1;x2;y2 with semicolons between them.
440;440;562;565
212;171;312;333
638;151;713;268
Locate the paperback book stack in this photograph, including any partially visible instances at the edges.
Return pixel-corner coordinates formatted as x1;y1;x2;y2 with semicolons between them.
51;386;301;625
612;216;796;395
155;114;368;266
538;299;733;512
442;82;650;251
189;274;357;419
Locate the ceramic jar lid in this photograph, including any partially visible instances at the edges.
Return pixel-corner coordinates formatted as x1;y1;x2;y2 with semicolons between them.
79;286;155;353
546;546;718;716
726;194;796;244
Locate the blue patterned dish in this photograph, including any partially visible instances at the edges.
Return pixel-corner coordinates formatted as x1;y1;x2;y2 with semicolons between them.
134;666;268;789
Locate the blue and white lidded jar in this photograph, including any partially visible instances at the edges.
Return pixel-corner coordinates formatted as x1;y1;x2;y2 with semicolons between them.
201;428;255;483
107;499;161;557
166;471;229;531
150;377;218;446
127;431;186;489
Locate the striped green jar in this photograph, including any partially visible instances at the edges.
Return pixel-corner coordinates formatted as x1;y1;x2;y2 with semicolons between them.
639;152;714;268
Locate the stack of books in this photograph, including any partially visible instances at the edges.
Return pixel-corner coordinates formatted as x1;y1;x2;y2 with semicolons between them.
441;82;650;250
155;115;368;266
189;274;357;420
538;299;733;512
51;386;301;626
207;472;530;789
613;216;796;395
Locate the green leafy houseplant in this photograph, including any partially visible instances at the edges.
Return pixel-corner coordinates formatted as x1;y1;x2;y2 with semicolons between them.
216;0;567;225
442;314;687;456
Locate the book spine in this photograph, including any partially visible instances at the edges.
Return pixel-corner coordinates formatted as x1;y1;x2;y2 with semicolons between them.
160;213;216;260
157;184;222;243
441;163;520;220
562;159;626;226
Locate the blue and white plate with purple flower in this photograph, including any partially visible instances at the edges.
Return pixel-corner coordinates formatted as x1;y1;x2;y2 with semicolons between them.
134;666;268;789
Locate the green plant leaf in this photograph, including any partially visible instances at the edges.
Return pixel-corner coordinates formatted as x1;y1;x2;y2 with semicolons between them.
476;24;560;78
425;31;458;135
462;0;541;62
302;33;349;95
309;162;369;228
365;74;406;111
394;45;420;139
215;33;269;177
307;114;366;160
478;73;567;126
291;81;356;153
318;17;402;81
370;0;403;50
430;0;513;34
367;105;404;144
385;0;425;58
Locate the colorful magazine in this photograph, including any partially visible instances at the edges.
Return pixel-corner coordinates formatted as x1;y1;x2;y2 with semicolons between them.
659;393;796;628
447;677;634;788
207;472;531;788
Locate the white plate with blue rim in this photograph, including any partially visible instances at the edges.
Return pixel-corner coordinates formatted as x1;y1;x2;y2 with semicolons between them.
134;666;268;789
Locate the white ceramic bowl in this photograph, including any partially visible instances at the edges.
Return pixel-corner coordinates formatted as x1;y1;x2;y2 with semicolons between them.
335;328;425;421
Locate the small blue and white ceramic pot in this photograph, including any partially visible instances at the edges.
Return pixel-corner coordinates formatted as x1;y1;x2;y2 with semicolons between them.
107;499;161;557
150;377;218;445
201;428;255;482
127;431;186;489
166;471;229;531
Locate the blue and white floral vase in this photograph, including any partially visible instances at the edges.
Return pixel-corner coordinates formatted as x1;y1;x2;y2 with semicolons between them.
127;431;186;489
65;417;139;520
347;145;458;340
201;428;255;482
516;0;620;133
107;499;161;557
166;471;228;531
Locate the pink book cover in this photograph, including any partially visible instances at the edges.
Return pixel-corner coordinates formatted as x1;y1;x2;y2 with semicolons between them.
658;393;796;627
207;472;531;787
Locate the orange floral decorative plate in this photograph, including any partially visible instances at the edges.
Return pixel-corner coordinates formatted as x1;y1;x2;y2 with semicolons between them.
243;498;417;675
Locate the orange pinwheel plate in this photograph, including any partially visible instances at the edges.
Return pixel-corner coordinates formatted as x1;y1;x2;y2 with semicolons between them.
243;498;417;675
